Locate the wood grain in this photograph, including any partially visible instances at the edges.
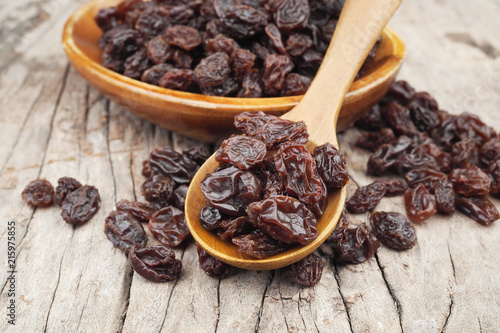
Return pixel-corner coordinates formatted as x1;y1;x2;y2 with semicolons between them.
1;0;500;332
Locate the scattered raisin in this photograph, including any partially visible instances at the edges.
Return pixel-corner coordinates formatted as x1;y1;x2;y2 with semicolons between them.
129;245;182;282
61;185;101;225
105;211;147;254
285;253;323;287
370;211;417;250
22;179;54;207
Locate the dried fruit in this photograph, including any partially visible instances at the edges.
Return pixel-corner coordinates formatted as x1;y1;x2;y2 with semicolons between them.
197;246;232;279
105;211;147;254
54;177;82;205
345;181;386;214
331;224;380;264
148;206;190;247
129;245;182;282
404;184;436;223
370;211;417;250
61;185;101;225
285;253;323;287
22;179;54;207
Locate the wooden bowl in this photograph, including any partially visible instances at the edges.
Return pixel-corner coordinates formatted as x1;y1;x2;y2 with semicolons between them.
62;0;406;143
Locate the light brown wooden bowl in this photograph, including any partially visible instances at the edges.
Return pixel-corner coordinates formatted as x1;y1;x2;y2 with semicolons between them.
62;0;406;143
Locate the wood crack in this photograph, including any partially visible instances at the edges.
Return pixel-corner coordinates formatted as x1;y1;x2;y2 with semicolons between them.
159;242;188;332
375;254;404;333
43;228;75;332
104;100;117;202
214;279;221;333
254;271;273;333
440;289;454;333
333;265;354;333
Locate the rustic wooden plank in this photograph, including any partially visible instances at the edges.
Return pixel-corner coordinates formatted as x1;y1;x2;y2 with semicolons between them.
1;0;500;332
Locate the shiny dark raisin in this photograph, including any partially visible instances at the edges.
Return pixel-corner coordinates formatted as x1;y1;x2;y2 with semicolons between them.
116;199;157;222
370;211;417;250
345;181;386;214
149;206;190;247
455;196;499;226
61;185;101;225
313;143;349;189
141;174;175;206
200;166;261;216
105;211;147;254
215;135;267;170
22;179;54;207
197;246;232;279
285;253;323;287
404;184;436;223
247;196;317;245
232;229;288;259
331;223;380;264
449;167;491;198
129;245;182;282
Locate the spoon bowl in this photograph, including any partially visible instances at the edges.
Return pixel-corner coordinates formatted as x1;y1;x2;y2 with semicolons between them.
185;0;403;270
62;0;405;143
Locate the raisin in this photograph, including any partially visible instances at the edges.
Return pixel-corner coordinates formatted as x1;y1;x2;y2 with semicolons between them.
313;143;349;189
231;49;256;79
356;128;396;152
234;111;277;136
22;179;54;207
274;0;310;33
135;7;169;38
345;181;386;214
354;104;386;131
275;142;326;205
104;211;147;253
182;147;209;166
146;36;173;64
326;207;350;244
454;113;496;145
193;52;231;87
95;7;122;31
215;135;267;170
455;196;500;226
197;246;232;279
377;179;408;197
247;196;317;245
200;206;223;231
404;168;447;192
262;54;294;95
232;229;288;259
158;69;193;91
171;49;193;69
237;69;263;97
254;118;309;149
141;174;176;206
217;216;252;241
281;73;311;97
396;149;440;176
331;223;380;264
370;211;417;250
165;25;202;51
449;167;491;198
54;177;82;206
285;253;323;287
200;166;261;216
141;63;173;85
200;77;239;96
61;185;100;225
129;245;182;282
103;28;143;59
434;181;455;215
148;206;190;247
264;24;286;55
149;146;199;184
170;185;188;210
285;33;313;57
216;2;267;38
141;159;154;178
382;102;419;136
124;48;150;79
404;184;437;223
450;139;479;168
480;135;500;167
382;80;416;106
429;114;459;152
367;136;416;175
116;199;157;222
206;35;240;56
487;160;500;198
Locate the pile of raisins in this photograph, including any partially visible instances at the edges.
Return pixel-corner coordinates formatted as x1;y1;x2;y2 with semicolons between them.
104;146;210;282
95;0;379;97
320;80;500;265
198;111;348;285
22;177;101;225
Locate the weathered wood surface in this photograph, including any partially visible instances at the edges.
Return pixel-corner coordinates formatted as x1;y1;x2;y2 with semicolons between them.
1;0;499;332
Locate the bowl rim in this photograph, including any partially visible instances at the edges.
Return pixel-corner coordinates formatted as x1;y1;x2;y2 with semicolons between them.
62;0;406;115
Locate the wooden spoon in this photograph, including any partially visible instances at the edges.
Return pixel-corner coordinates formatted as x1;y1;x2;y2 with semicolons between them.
185;0;403;270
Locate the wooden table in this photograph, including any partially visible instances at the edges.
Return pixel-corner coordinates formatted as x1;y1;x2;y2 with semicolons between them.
1;0;499;332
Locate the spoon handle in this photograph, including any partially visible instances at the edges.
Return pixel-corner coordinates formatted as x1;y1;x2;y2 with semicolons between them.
284;0;403;146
